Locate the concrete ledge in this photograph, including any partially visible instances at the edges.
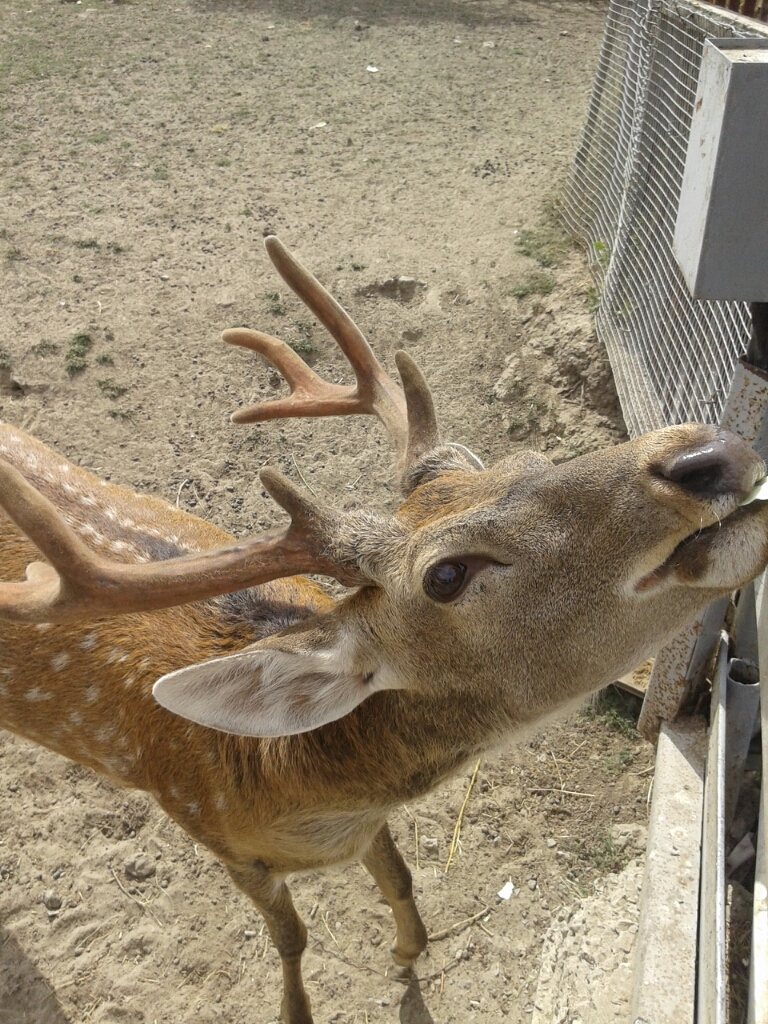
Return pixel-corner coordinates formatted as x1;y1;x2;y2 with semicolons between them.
631;716;707;1024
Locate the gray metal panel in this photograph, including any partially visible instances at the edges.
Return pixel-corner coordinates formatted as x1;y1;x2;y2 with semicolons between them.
674;38;768;301
749;572;768;1024
733;580;760;668
751;790;768;1024
724;663;760;830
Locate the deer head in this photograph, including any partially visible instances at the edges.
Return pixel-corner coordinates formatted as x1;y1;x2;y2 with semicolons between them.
152;422;768;739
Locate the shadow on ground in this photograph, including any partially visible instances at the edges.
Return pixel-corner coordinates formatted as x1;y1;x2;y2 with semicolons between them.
191;0;535;27
0;927;69;1024
399;973;435;1024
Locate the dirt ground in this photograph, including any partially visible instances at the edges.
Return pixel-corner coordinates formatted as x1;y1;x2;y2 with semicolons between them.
0;1;659;1021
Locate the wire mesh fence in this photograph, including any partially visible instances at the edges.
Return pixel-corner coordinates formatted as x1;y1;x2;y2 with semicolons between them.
562;0;768;437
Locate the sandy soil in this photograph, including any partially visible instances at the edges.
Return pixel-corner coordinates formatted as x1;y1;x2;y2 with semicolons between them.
0;1;655;1022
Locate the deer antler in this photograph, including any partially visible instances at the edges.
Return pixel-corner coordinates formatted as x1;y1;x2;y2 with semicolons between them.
0;240;456;624
225;236;439;465
0;460;372;624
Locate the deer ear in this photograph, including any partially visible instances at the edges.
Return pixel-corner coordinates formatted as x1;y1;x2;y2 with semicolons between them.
152;641;400;737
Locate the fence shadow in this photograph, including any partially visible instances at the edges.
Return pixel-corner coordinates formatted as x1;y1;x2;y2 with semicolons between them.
189;0;533;28
0;928;69;1024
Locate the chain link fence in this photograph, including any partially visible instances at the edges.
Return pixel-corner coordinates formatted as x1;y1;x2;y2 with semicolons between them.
562;0;768;438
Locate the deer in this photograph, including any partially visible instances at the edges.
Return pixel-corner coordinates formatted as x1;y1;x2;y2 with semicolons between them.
1;236;767;1024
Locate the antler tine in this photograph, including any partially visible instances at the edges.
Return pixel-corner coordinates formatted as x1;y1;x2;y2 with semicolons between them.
224;328;364;423
225;236;409;455
0;459;363;625
395;350;440;464
264;235;404;414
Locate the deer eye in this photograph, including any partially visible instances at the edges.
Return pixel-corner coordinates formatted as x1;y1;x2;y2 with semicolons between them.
422;561;468;602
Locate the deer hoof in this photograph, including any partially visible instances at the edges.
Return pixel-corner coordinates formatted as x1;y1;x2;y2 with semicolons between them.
390;944;419;971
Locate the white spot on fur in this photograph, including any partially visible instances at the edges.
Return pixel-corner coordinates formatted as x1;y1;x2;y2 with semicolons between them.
35;623;52;632
84;685;100;703
70;710;83;725
186;801;200;816
214;792;226;810
106;647;127;665
78;523;107;545
80;633;97;650
123;674;136;688
95;726;115;743
25;687;53;702
2;667;14;677
51;652;70;672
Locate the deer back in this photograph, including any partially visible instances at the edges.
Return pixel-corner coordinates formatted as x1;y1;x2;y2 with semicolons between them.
3;239;768;877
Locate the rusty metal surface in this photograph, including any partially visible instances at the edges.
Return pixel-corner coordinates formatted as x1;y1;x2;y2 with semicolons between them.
720;359;768;439
632;716;708;1024
615;658;654;698
639;625;702;742
638;599;730;742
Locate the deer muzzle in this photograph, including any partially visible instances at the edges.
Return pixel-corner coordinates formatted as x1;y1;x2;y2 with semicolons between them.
661;428;765;502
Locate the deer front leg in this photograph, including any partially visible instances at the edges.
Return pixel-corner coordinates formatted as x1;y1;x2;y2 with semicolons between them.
226;861;312;1024
362;822;428;968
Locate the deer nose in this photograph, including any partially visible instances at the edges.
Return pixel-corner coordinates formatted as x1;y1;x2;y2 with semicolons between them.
663;429;765;501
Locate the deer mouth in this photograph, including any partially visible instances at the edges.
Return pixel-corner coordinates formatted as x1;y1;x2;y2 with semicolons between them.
633;431;767;593
635;492;766;592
